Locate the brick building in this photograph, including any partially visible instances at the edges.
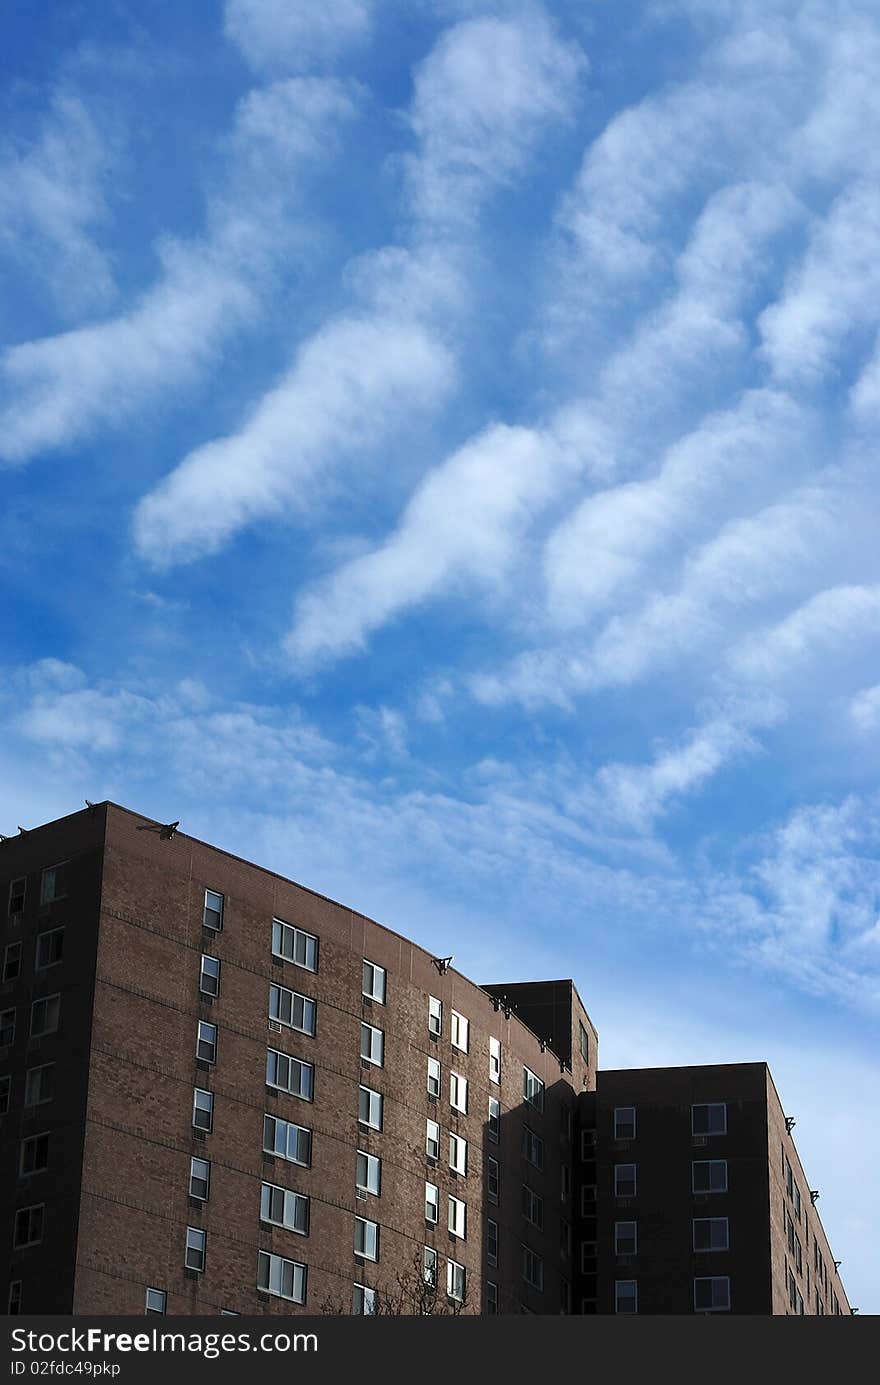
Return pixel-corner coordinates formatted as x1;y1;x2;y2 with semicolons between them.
0;803;852;1316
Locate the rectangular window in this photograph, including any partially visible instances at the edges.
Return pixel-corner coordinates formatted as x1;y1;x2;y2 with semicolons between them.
13;1205;44;1248
795;1235;802;1274
40;863;68;905
356;1150;381;1196
199;954;221;997
192;1088;213;1132
266;1049;314;1100
522;1247;544;1290
272;919;318;972
0;1076;10;1115
614;1106;636;1140
360;1022;384;1067
0;1008;15;1046
561;1164;571;1203
447;1259;466;1302
423;1246;438;1287
362;960;386;1004
487;1219;498;1267
692;1160;728;1193
487;1156;500;1204
428;995;442;1036
450;1070;468;1114
427;1056;441;1098
488;1095;500;1143
185;1227;206;1272
30;994;61;1038
486;1281;499;1315
9;877;26;915
614;1221;637;1255
451;1010;469;1053
785;1157;794;1198
561;1219;571;1257
614;1164;637;1197
263;1114;312;1166
615;1280;637;1314
449;1132;467;1176
489;1036;501;1084
189;1156;210;1201
145;1288;166;1315
353;1283;376;1315
355;1216;379;1260
35;929;65;971
203;889;223;932
522;1186;544;1230
523;1067;544;1112
20;1133;49;1175
258;1250;306;1304
692;1103;727;1136
196;1020;217;1064
425;1181;439;1224
578;1021;590;1063
3;942;21;982
694;1276;730;1312
448;1194;466;1239
794;1185;802;1222
269;984;316;1036
358;1085;383;1132
522;1126;544;1170
261;1183;309;1235
426;1118;440;1161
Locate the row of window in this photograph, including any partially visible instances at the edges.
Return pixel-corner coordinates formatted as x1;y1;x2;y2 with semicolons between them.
0;1062;54;1117
0;995;61;1047
615;1278;731;1313
610;1218;730;1256
609;1159;729;1200
591;1102;727;1152
6;863;68;916
2;928;65;982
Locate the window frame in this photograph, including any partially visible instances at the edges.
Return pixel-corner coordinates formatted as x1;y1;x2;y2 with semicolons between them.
269;983;316;1037
522;1246;544;1291
360;1021;385;1068
426;1118;440;1161
2;941;22;982
356;1149;381;1196
145;1288;167;1315
199;953;221;997
196;1020;217;1064
258;1250;307;1304
446;1258;466;1303
427;1055;441;1098
272;919;318;972
266;1048;314;1101
614;1106;636;1140
449;1070;468;1114
13;1205;44;1248
692;1103;727;1136
694;1275;731;1313
354;1216;380;1260
192;1087;214;1132
30;994;61;1038
488;1095;500;1143
615;1279;637;1314
614;1163;637;1198
362;959;386;1004
189;1156;211;1201
523;1066;545;1112
450;1010;469;1053
449;1131;468;1176
261;1182;309;1236
184;1226;206;1272
262;1114;312;1167
614;1220;637;1255
692;1159;728;1194
489;1035;501;1084
358;1085;383;1132
203;889;224;932
448;1194;466;1240
425;1180;439;1224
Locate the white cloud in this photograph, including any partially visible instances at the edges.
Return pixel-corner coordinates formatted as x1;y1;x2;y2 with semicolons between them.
730;584;880;681
224;0;373;73
849;683;880;734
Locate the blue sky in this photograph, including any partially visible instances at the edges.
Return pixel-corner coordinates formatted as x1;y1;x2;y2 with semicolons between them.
2;0;878;1310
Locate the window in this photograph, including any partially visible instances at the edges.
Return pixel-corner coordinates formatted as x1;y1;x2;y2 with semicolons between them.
426;1119;440;1160
356;1150;381;1196
488;1096;500;1143
263;1114;312;1166
694;1276;730;1312
425;1181;439;1223
0;1008;15;1046
20;1133;49;1175
360;1022;384;1067
428;995;442;1036
35;929;64;970
487;1219;498;1267
486;1281;499;1315
580;1128;596;1159
487;1156;500;1204
0;1076;9;1115
522;1247;544;1291
795;1235;802;1275
145;1288;166;1315
30;994;60;1038
794;1185;802;1222
693;1217;729;1252
692;1160;728;1193
786;1212;795;1254
447;1259;466;1302
523;1067;544;1112
203;889;223;932
561;1219;571;1258
189;1156;210;1201
450;1070;468;1114
40;863;68;905
451;1010;469;1053
9;877;26;915
615;1221;637;1255
353;1284;376;1315
272;919;318;972
192;1088;213;1132
423;1246;438;1287
266;1049;314;1100
692;1103;727;1136
258;1251;306;1304
615;1280;637;1314
196;1020;217;1064
354;1215;379;1259
3;942;21;982
614;1164;637;1197
269;984;316;1036
199;954;220;997
359;1086;383;1131
561;1164;571;1204
489;1036;501;1084
561;1279;572;1314
522;1186;543;1230
362;960;386;1003
261;1183;309;1235
185;1227;206;1272
614;1106;636;1140
427;1056;441;1098
578;1022;590;1063
785;1157;794;1198
448;1194;466;1239
522;1126;544;1170
13;1205;44;1248
449;1132;467;1176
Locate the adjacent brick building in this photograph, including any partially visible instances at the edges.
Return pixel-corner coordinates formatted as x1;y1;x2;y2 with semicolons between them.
0;803;852;1316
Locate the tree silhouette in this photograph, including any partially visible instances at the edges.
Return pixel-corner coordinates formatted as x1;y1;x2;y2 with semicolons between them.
319;1247;471;1316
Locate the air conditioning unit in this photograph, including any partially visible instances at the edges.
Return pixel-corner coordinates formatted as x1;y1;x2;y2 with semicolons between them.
428;1092;438;1104
581;1184;597;1202
268;1020;282;1032
693;1136;708;1147
355;1189;368;1201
